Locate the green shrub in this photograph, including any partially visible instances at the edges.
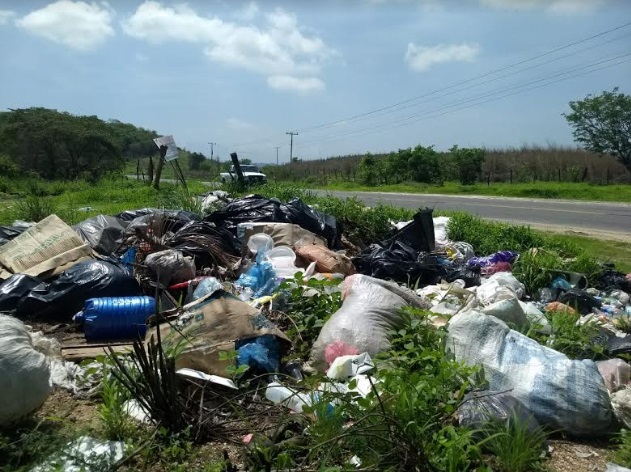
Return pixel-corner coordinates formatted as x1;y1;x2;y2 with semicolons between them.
612;429;631;468
13;195;57;222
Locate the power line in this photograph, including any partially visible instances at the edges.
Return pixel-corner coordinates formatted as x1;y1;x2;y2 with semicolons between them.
297;54;631;148
228;21;631;151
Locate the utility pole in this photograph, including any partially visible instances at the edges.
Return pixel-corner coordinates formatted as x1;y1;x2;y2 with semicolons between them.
286;131;298;164
275;146;280;165
208;141;216;167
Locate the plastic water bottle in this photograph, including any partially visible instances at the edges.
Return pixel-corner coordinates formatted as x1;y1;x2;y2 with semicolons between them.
265;382;313;413
73;296;155;341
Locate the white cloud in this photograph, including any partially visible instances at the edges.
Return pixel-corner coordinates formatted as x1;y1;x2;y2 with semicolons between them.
405;42;480;72
226;117;255;130
0;10;15;25
235;2;259;21
122;2;334;92
479;0;605;13
16;1;114;50
267;75;325;92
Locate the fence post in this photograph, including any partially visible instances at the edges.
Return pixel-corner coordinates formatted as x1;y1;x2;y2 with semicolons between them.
487;172;491;186
509;169;513;184
558;168;561;182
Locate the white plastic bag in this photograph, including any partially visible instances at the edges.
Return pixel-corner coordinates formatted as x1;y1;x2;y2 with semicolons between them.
0;314;51;425
310;275;426;370
446;310;613;436
476;272;525;305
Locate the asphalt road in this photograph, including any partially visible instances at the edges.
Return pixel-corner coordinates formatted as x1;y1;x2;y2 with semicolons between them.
316;190;631;237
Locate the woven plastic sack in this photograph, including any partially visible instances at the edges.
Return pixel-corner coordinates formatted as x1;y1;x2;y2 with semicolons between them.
447;310;613;436
310;274;426;370
0;314;51;425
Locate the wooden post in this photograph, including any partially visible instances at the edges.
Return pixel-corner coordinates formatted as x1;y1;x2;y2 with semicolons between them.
558;168;561;182
230;152;245;186
510;169;513;184
153;145;167;190
147;155;154;185
487;171;491;186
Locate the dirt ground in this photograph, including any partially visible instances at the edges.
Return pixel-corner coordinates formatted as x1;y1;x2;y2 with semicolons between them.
33;387;619;472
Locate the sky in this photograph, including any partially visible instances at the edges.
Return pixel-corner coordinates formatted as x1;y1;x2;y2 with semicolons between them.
0;0;630;164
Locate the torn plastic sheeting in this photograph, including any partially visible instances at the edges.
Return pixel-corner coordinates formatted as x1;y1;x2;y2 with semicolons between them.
73;215;128;255
607;464;631;472
310;274;427;370
0;273;41;312
17;259;142;320
481;296;530;331
611;387;631;429
475;272;526;305
433;216;450;248
31;436;125;472
457;390;541;435
0;220;32;246
144;249;195;287
447;310;613;436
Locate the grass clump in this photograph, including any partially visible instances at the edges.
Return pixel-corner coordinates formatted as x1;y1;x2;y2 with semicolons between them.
612;429;631;468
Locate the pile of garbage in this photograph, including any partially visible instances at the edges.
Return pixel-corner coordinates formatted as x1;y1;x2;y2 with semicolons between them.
2;190;631;453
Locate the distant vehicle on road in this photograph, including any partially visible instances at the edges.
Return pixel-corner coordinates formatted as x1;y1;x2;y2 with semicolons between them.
219;164;267;184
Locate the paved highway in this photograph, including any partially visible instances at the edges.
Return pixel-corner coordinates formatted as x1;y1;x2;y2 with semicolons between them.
316;190;631;239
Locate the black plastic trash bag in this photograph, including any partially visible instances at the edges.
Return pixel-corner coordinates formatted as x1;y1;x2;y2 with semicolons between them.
607;333;631;357
122;210;203;250
73;215;128;255
557;289;601;315
596;268;631;292
115;208;200;224
17;259;142;320
0;274;41;312
280;198;341;248
0;221;32;247
206;195;341;248
436;264;481;287
354;240;441;285
457;390;541;434
165;221;242;270
205;195;288;230
383;208;435;253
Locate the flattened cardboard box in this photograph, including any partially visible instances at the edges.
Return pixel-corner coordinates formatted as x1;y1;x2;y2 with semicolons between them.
0;214;94;279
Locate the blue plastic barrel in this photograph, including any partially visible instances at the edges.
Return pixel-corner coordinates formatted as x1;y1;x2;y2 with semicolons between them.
74;296;155;341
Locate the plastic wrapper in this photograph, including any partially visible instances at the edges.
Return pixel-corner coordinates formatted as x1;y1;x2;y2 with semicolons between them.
236;335;281;373
310;274;427;370
17;260;142;320
447;310;613;436
457;390;541;434
145;249;195;287
467;251;519;269
73;215;128;255
0;274;41;312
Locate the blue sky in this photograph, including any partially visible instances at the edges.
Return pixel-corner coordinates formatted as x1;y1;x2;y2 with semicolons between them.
0;0;630;164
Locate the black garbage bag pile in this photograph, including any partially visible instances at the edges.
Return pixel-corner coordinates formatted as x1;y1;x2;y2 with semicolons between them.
205;195;341;248
2;259;142;319
163;221;241;274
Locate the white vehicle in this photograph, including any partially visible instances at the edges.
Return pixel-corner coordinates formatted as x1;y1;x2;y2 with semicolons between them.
220;164;267;184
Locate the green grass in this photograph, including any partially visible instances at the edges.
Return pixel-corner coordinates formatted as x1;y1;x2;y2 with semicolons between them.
317;180;631;203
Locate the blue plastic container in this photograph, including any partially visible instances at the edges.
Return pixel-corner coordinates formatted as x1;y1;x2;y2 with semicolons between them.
74;296;155;341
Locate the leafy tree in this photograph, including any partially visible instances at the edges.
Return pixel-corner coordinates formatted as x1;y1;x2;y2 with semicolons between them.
450;146;485;185
407;145;442;184
358;153;380;186
563;87;631;172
